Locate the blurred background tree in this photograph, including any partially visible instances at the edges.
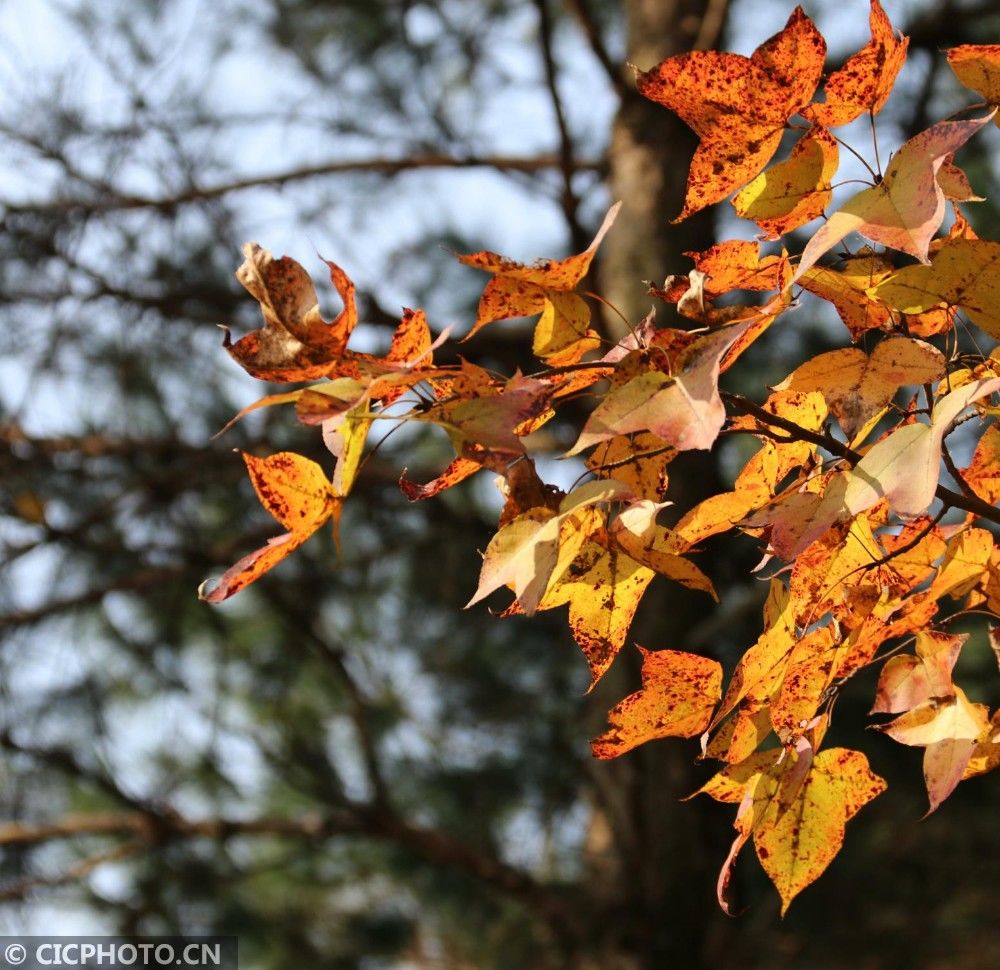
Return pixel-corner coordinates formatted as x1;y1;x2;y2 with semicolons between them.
1;0;998;967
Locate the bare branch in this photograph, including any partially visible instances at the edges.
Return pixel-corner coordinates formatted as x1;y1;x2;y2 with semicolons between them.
4;154;605;217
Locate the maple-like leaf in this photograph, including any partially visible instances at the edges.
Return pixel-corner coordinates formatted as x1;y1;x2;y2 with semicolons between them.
797;249;896;339
871;631;965;714
199;452;338;603
801;0;908;127
962;424;1000;504
875;686;989;814
467;479;632;616
732;125;838;239
608;500;717;597
569;318;757;455
536;539;655;687
656;241;788;302
962;709;1000;780
775;336;945;441
694;744;886;914
223;244;358;382
636;7;826;221
458;203;620;363
752;747;887;913
591;647;722;758
870;237;1000;339
585;432;674;502
947;45;1000;126
794;113;994;281
769;624;841;742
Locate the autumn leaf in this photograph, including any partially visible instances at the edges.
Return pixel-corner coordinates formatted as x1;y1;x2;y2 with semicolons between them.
775;336;945;441
732;125;838;239
657;241;788;301
875;686;988;814
752;747;887;913
636;7;826;220
223;244;358;382
467;479;632;616
569;318;757;455
801;0;908;127
608;500;717;598
591;647;722;758
756;378;1000;560
871;631;965;714
962;424;1000;504
870;237;1000;339
947;45;1000;125
694;744;886;914
585;432;673;501
797;249;896;339
537;539;655;687
399;456;482;501
794;113;994;281
458;203;620;363
199;452;338;602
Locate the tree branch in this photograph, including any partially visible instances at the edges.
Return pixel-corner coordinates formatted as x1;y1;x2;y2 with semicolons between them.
5;154;605;217
723;392;1000;527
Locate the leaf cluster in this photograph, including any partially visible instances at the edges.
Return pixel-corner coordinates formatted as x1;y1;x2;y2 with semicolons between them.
200;4;1000;913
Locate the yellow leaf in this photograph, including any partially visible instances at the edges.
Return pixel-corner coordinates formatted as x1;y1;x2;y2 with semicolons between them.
753;747;886;914
609;501;717;598
733;126;838;239
467;480;633;616
540;540;655;687
947;45;1000;125
870;237;1000;339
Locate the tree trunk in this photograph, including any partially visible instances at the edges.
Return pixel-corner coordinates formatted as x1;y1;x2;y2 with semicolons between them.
587;2;735;967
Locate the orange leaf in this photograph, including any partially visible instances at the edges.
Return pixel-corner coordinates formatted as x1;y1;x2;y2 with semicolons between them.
458;203;619;362
636;7;825;220
801;0;908;127
732;125;838;239
962;424;1000;504
794;113;994;280
399;456;482;501
798;250;895;339
585;433;673;501
591;647;722;758
200;452;337;603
